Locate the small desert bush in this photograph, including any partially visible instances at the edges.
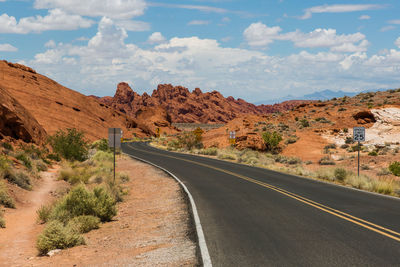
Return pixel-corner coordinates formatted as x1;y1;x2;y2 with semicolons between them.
334;168;347;181
16;153;32;170
67;215;100;234
299;119;310;128
91;138;110;152
368;151;378;156
36;220;85;255
48;128;88;162
199;147;218;156
287;157;302;165
37;204;53;224
262;131;282;153
0;211;5;228
2;142;13;151
51;185;116;223
34;159;48;172
319;156;335;165
0;180;15;208
218;153;236;161
47;153;61;162
389;161;400;176
377;168;391;176
4;170;31;190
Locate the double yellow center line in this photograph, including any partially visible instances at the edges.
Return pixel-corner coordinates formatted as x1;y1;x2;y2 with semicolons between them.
128;144;400;243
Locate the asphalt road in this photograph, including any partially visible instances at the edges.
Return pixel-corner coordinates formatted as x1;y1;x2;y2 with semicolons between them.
122;142;400;267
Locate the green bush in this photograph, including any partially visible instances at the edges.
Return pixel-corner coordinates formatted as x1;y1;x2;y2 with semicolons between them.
34;159;48;172
92;139;110;152
368;151;378;156
2;142;13;151
37;204;53;224
4;170;31;190
176;132;203;150
16;153;32;170
47;153;61;162
389;161;400;176
345;137;354;144
334;168;347;181
51;185;116;223
36;220;85;255
48;128;88;162
319;156;336;165
0;180;15;208
262;131;282;152
199;147;218;156
299;119;310;127
67;215;100;233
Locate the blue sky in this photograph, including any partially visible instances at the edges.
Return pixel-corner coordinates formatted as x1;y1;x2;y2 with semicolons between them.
0;0;400;103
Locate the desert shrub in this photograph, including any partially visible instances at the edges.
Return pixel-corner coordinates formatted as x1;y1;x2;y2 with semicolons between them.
0;211;5;228
16;153;32;170
285;137;297;144
341;144;349;149
36;220;85;255
361;164;370;170
176;131;203;150
91;138;110;152
0;180;15;208
368;151;378;156
92;150;113;162
218;153;236;161
315;117;330;123
262;131;282;152
4;170;31;190
51;185;116;223
67;215;100;234
338;108;347;112
319;156;335;165
2;142;13;151
275;155;288;164
334;168;347;181
118;172;130;183
37;204;53;224
351;144;362;152
0;155;10;174
34;159;48;172
389;161;400;176
343;128;348;133
287;157;302;165
299;119;309;127
345;137;354;144
47;153;61;162
199;147;218;156
48;128;88;162
325;144;337;150
377;168;391;176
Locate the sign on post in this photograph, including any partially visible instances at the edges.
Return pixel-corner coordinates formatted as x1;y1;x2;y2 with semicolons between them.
108;128;122;184
353;127;365;142
229;131;236;145
353;127;365;177
108;128;122;148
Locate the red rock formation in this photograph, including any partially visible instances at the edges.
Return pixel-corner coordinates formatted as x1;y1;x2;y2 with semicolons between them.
0;86;46;144
97;83;308;124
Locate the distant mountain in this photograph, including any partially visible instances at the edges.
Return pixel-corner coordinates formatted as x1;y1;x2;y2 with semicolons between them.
255;89;361;105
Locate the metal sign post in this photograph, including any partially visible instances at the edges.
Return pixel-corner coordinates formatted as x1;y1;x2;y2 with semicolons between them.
108;128;122;184
353;127;365;177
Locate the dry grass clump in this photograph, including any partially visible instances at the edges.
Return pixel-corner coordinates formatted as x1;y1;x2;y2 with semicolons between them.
0;180;15;208
0;210;5;228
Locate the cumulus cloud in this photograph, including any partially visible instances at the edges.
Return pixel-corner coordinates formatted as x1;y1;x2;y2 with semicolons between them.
244;23;368;52
300;4;385;19
395;37;400;48
243;22;282;47
359;15;370;20
388;19;400;24
0;9;93;34
147;32;166;44
0;43;17;52
114;20;150;31
45;40;56;48
34;0;146;19
29;17;400;101
188;20;210;25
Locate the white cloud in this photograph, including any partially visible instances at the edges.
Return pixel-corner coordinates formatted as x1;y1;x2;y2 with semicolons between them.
359;15;370;20
115;20;150;31
45;40;56;48
0;9;93;34
29;17;400;102
0;43;17;52
301;4;385;19
147;32;166;44
380;25;396;32
222;17;230;23
244;23;368;52
395;37;400;48
148;3;227;13
388;19;400;24
34;0;146;19
243;22;282;47
188;20;210;25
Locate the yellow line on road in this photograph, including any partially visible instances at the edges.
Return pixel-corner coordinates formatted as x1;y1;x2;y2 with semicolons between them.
127;144;400;242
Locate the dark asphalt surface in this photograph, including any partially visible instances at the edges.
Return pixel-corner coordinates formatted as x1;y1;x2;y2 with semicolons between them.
122;142;400;267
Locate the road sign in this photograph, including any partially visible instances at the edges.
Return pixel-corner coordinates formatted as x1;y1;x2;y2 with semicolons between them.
353;127;365;142
229;131;236;145
108;128;122;148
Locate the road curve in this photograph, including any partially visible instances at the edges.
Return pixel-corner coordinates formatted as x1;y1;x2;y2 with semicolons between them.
122;142;400;267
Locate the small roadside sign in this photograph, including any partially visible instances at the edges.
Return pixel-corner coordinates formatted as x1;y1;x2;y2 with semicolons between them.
229;131;236;145
353;127;365;142
108;128;122;148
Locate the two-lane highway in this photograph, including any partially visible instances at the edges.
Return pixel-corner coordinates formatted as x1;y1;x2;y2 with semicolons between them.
123;142;400;266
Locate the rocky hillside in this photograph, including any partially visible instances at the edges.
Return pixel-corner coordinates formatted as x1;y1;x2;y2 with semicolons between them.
93;82;309;124
0;61;175;141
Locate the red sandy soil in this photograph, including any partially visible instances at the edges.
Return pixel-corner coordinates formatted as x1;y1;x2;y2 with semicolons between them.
0;157;197;266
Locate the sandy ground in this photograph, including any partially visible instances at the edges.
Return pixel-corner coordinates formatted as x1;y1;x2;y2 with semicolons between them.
0;166;65;266
0;156;198;267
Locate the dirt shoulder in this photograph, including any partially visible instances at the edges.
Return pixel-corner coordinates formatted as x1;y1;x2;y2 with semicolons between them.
21;156;198;266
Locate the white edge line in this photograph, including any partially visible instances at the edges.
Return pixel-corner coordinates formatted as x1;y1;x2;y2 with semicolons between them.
123;151;213;267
